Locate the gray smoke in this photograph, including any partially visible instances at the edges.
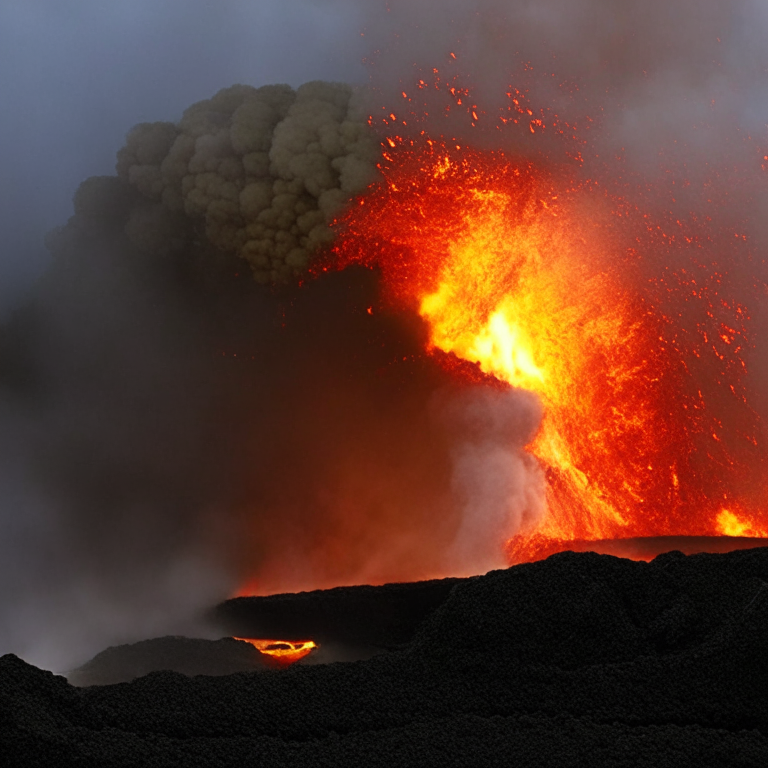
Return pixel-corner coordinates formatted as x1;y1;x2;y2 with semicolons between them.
46;81;380;284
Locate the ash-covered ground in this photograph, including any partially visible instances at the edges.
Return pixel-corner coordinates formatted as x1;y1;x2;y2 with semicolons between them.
2;548;768;767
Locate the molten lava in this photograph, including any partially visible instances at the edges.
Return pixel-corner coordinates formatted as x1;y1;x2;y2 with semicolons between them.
327;139;768;562
234;638;317;667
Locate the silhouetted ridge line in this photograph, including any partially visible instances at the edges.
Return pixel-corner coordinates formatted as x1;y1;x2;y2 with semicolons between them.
2;549;768;766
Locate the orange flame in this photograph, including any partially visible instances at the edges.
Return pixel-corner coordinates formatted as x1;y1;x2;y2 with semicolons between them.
328;139;768;562
716;509;768;538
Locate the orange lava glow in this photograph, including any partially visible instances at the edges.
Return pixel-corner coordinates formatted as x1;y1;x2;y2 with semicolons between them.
716;509;768;538
234;638;317;667
327;139;768;563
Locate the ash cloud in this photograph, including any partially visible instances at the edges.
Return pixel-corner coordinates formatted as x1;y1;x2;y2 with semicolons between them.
42;81;381;288
104;81;380;283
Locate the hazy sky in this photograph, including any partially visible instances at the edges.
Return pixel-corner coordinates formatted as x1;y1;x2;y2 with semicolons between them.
0;0;368;314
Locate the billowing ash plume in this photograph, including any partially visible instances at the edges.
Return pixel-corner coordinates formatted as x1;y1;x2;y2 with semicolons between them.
47;81;379;283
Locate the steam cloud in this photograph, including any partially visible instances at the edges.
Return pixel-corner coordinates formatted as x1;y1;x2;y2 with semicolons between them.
3;0;768;671
434;387;546;575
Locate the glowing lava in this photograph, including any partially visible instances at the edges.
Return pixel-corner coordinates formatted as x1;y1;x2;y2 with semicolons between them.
327;139;768;562
234;638;317;667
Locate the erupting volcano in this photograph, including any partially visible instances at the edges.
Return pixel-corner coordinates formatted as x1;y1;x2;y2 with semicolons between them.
326;138;768;564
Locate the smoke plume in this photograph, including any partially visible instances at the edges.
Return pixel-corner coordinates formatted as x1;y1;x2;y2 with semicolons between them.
47;81;380;284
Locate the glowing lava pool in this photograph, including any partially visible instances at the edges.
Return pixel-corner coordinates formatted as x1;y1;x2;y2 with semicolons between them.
233;638;318;667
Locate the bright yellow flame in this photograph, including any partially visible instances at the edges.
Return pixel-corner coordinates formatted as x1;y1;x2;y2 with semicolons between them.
416;183;640;543
469;310;544;385
716;509;759;537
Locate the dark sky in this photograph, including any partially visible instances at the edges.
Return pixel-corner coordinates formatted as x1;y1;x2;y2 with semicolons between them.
0;0;368;315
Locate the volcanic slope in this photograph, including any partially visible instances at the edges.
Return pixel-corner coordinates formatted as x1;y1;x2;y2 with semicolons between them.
65;637;276;687
2;549;768;767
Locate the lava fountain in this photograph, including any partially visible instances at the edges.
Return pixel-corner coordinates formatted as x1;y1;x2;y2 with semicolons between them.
234;638;317;667
324;139;768;564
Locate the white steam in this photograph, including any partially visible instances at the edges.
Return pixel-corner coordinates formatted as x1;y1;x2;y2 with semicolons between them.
113;81;379;282
434;387;546;576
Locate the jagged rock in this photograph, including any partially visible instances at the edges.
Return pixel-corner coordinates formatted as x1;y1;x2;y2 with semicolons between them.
66;636;275;686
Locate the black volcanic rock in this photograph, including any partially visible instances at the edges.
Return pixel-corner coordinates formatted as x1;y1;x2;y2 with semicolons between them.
66;636;275;686
212;576;463;647
411;548;768;664
3;550;768;766
553;535;768;559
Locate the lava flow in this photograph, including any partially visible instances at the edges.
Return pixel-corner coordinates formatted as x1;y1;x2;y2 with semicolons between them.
234;638;317;667
326;139;768;563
